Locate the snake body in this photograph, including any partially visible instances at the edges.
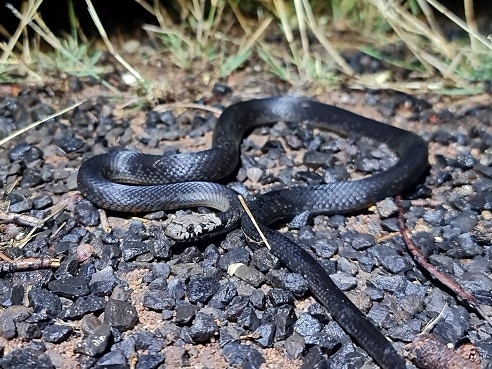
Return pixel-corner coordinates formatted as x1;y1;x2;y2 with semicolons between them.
78;96;428;368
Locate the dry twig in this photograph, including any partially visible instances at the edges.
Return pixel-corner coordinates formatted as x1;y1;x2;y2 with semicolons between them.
0;212;42;228
0;252;60;273
407;332;481;369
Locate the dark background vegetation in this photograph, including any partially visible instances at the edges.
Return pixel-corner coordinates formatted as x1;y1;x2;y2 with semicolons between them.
2;0;491;37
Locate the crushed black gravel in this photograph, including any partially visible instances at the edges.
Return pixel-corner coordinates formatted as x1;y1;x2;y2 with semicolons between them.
0;87;491;369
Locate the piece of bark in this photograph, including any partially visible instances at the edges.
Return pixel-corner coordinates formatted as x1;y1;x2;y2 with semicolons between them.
406;333;481;369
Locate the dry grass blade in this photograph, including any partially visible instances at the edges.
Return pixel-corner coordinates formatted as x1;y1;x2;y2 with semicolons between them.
0;42;43;82
1;0;43;63
227;0;274;50
133;0;174;33
153;102;223;116
422;303;448;334
266;0;353;81
238;195;271;250
273;0;293;43
464;0;478;58
416;0;444;39
301;0;354;76
133;0;154;15
142;24;194;48
85;0;145;85
0;100;86;147
237;16;272;56
293;0;309;70
426;0;492;50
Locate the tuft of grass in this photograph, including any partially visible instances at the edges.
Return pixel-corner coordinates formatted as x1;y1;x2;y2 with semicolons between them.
361;0;491;93
256;0;355;86
138;0;265;78
37;35;106;78
1;0;116;90
1;0;492;95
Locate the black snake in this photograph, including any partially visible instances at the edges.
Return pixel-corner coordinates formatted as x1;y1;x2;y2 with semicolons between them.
78;96;428;368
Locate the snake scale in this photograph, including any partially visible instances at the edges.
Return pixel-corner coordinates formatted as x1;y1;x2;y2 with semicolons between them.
78;96;428;368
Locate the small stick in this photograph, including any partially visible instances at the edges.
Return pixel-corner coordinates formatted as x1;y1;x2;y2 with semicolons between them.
0;212;42;227
237;195;271;250
406;332;481;369
5;176;21;196
409;199;441;207
0;256;60;273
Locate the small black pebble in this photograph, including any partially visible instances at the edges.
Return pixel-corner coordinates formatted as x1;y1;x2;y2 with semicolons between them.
42;324;73;343
143;290;175;311
103;299;138;331
75;324;111;357
175;301;198;325
75;200;100;226
61;295;106;319
190;313;218;343
47;277;90;299
238;306;260;331
267;288;294;307
94;349;127;368
55;135;84;153
7;192;31;213
208;281;237;308
8;142;43;163
32;194;53;209
285;332;305;358
222;342;265;368
212;83;232;96
0;348;53;369
19;168;43;188
254;323;275;348
274;305;296;341
300;345;328;369
186;276;219;304
28;288;62;317
294;313;322;337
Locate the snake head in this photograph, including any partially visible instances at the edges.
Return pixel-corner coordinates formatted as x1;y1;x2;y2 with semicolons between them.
165;214;223;241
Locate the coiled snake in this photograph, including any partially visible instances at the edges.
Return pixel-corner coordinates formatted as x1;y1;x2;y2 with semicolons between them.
78;96;428;368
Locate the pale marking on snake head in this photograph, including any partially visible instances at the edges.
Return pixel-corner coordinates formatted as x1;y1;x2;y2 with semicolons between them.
165;214;222;241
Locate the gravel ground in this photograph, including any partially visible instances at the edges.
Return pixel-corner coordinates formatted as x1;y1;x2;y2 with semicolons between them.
0;80;491;369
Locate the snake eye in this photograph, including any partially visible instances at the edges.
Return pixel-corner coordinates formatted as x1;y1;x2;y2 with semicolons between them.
186;224;195;235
